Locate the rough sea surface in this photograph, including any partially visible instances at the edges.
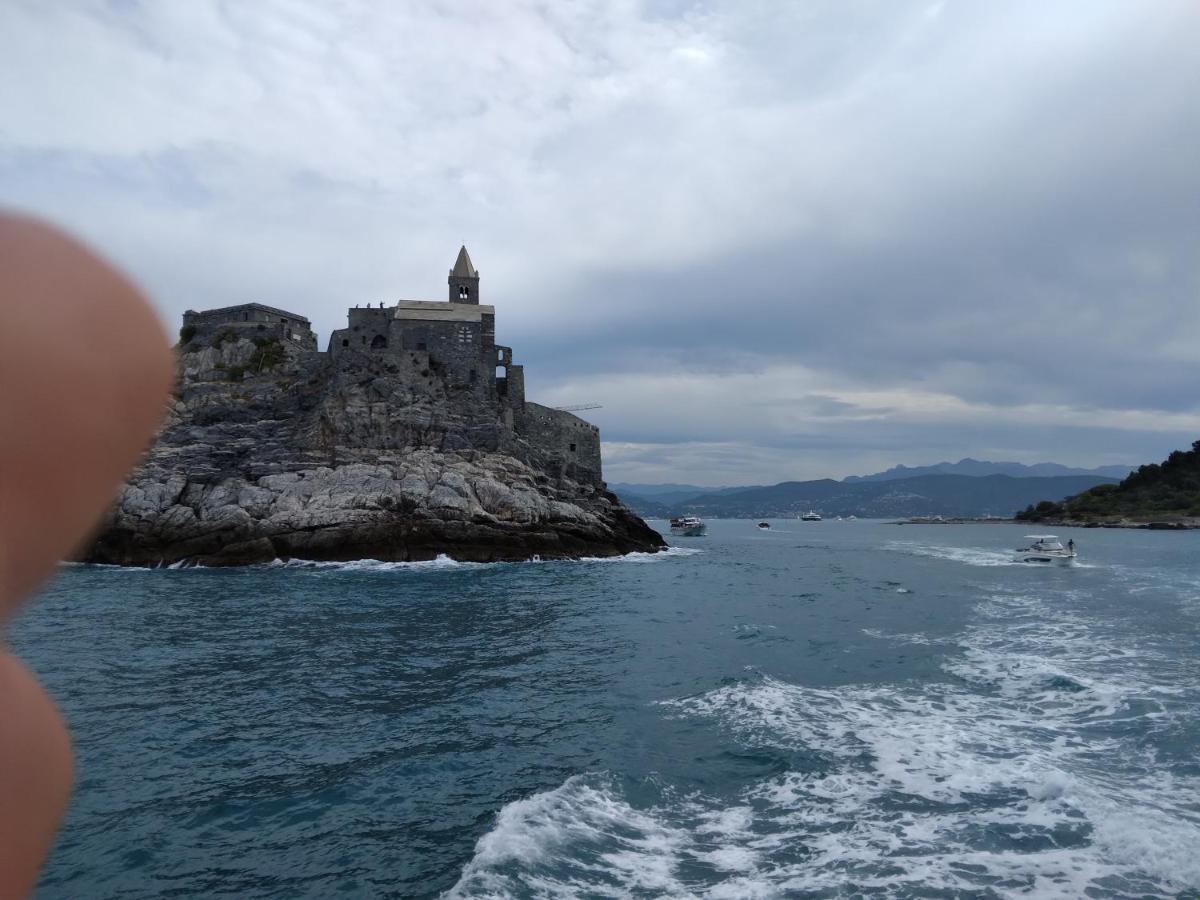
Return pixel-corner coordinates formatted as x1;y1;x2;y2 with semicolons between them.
12;521;1200;898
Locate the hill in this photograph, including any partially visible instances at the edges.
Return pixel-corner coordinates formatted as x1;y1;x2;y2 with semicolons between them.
1017;440;1200;524
648;472;1113;520
608;482;758;517
844;458;1133;482
674;474;1116;519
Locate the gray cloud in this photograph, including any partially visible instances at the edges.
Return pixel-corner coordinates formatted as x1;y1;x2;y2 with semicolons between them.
1;0;1197;482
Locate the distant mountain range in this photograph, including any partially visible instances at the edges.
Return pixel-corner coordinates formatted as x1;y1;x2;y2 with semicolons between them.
607;482;754;509
843;458;1134;482
612;464;1124;519
670;474;1117;519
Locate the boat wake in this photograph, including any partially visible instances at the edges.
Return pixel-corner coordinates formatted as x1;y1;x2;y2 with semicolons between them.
449;591;1200;898
887;541;1025;567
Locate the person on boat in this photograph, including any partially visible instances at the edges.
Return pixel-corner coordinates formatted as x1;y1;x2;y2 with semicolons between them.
1068;539;1075;554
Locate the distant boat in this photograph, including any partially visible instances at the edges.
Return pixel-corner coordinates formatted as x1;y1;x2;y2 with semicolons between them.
669;516;707;537
1014;534;1076;565
757;522;771;530
800;511;822;521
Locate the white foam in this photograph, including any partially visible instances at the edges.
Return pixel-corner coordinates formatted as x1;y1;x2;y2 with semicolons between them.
656;589;1200;895
451;587;1199;896
263;553;473;572
73;545;701;575
886;540;1023;567
444;776;694;898
575;545;703;564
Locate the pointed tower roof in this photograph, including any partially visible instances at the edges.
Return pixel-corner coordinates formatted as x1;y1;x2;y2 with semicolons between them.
450;245;478;278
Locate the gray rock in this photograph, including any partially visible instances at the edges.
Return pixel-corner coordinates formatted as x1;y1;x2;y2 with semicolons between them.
86;337;663;566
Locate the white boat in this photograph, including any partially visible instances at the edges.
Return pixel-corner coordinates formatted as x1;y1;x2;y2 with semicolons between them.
670;516;707;537
757;522;771;530
800;511;822;521
1014;535;1076;564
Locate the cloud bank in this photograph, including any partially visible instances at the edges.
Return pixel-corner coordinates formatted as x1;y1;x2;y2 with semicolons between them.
2;0;1197;482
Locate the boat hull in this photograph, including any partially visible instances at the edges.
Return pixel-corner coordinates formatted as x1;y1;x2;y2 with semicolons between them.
1015;552;1076;565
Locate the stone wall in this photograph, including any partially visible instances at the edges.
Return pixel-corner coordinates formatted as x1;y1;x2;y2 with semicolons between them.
183;291;599;489
183;303;317;351
518;402;602;485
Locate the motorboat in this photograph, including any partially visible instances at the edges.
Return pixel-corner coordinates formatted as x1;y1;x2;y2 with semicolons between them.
757;522;771;530
800;511;822;521
669;516;707;537
1015;535;1076;564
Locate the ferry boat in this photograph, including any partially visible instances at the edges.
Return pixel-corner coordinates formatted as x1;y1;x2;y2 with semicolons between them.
800;511;822;521
669;516;707;537
1014;535;1076;565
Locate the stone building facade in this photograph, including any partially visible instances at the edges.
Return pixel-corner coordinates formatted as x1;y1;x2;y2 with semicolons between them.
182;303;318;351
184;247;603;485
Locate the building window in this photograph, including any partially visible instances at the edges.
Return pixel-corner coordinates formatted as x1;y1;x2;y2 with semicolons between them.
417;341;427;351
569;443;576;452
470;369;477;383
243;313;249;321
371;334;387;349
457;326;472;345
342;339;349;347
280;317;287;323
458;286;469;300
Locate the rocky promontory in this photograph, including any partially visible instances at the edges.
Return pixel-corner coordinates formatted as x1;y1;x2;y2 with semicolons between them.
85;296;663;566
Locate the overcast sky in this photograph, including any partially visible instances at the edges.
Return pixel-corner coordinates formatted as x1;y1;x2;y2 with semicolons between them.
3;1;1198;484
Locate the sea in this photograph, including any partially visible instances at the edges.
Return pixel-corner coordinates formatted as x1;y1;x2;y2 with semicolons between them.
11;520;1200;898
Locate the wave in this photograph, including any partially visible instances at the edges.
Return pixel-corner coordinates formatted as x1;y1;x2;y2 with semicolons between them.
62;546;700;575
262;553;476;572
444;775;701;899
575;546;703;563
451;590;1199;897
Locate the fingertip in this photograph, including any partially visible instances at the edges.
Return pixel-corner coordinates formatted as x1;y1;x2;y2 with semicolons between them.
0;213;173;609
0;653;74;898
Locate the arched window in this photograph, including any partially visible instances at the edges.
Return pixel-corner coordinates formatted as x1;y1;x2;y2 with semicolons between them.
371;334;387;349
458;285;469;300
457;326;472;345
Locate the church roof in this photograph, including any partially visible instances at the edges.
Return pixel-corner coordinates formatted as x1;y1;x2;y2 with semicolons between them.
393;300;493;322
450;245;478;278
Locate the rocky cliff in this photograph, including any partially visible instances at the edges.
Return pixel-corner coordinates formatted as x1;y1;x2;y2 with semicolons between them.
85;335;664;566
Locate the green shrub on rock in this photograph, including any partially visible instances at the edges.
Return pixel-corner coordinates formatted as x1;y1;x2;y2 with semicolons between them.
249;338;285;372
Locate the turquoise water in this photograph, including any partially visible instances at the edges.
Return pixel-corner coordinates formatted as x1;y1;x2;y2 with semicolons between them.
12;521;1200;897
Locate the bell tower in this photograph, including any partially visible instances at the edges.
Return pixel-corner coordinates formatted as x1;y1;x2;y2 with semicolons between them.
448;245;479;304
